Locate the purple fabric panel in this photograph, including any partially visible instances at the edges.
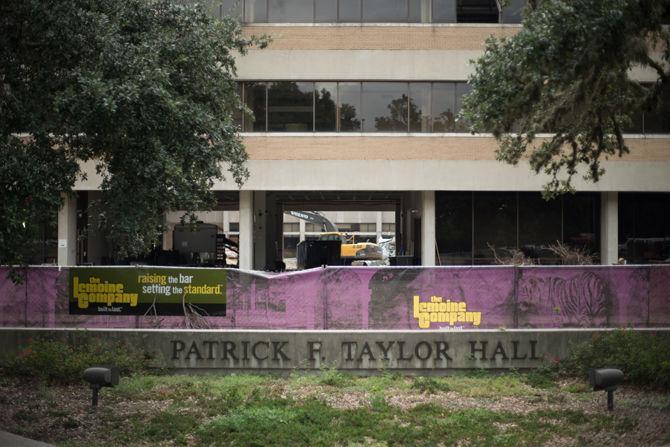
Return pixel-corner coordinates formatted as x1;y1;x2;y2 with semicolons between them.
2;265;670;329
516;266;649;328
649;266;670;327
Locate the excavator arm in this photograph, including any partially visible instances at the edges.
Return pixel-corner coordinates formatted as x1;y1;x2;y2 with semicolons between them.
286;211;339;233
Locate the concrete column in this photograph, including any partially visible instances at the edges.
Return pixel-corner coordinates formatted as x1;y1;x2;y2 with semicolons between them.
57;193;77;266
299;219;306;242
600;191;619;265
421;190;436;266
375;212;383;242
253;191;267;270
238;190;254;270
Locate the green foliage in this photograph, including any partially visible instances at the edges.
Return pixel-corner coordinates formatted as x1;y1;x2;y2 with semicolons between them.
522;371;558;390
316;367;354;387
559;330;670;388
0;0;267;263
461;0;669;196
0;335;151;383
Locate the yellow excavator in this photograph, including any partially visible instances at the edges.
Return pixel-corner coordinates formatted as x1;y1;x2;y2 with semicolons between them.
287;211;383;261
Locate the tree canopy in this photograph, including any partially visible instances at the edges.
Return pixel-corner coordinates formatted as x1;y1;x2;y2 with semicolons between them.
0;0;266;265
460;0;669;196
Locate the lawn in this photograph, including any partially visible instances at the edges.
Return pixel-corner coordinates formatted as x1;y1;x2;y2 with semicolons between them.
1;371;669;446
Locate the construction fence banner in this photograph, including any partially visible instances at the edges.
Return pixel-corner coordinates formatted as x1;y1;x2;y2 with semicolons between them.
68;267;226;316
1;265;669;329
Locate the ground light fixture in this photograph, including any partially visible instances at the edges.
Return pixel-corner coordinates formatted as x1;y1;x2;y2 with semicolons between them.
589;368;624;411
82;366;119;408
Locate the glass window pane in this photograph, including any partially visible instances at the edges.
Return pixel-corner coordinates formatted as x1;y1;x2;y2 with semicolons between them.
315;82;338;131
315;0;338;21
244;0;267;22
457;0;499;23
432;83;456;132
433;0;456;22
409;83;431;132
455;82;472;131
501;0;525;24
267;82;314;132
338;82;362;131
362;0;407;22
233;82;243;128
268;0;314;22
436;191;473;265
518;192;562;263
339;0;361;21
473;192;517;264
243;82;266;131
408;0;427;22
563;192;600;258
220;0;244;19
361;82;408;132
643;87;670;133
619;193;670;263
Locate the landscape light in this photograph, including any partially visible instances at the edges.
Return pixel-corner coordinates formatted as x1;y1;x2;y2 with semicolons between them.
589;368;624;411
82;366;119;408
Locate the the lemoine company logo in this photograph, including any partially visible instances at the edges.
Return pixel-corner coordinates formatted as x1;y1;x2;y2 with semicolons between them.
73;276;139;309
412;295;482;329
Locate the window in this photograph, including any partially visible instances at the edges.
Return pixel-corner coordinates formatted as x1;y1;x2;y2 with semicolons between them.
436;192;472;265
433;0;456;22
267;82;314;131
359;223;377;232
220;0;243;19
361;82;408;132
456;0;499;23
244;0;267;22
315;82;337;131
283;235;300;257
382;223;396;232
338;82;362;131
305;223;321;232
363;0;408;22
432;83;456;131
243;82;267;131
315;0;338;21
454;82;472;131
500;0;525;23
518;192;562;262
283;222;300;232
409;83;431;132
619;193;670;264
473;192;517;264
339;0;362;21
229;222;240;232
268;0;314;22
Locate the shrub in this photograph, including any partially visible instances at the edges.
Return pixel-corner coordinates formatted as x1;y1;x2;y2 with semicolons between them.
558;330;670;389
0;335;151;383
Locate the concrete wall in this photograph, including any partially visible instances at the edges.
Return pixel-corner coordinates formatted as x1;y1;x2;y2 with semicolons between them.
1;328;667;372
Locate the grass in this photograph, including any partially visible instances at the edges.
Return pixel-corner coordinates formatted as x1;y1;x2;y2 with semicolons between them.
1;371;668;447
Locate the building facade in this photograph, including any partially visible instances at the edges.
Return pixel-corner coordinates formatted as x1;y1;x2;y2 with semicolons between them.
54;0;670;269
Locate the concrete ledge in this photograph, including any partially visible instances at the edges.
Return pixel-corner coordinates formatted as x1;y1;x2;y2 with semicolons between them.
0;431;53;447
2;328;667;373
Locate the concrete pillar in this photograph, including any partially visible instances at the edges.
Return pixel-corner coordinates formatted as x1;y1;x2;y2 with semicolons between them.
375;212;383;242
299;220;306;242
239;190;254;270
421;191;436;266
253;191;267;270
57;193;77;266
600;191;619;265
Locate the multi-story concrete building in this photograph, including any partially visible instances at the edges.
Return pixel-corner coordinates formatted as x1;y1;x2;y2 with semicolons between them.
53;0;670;269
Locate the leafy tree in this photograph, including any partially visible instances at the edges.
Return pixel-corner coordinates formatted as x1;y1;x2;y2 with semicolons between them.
0;0;266;264
460;0;669;196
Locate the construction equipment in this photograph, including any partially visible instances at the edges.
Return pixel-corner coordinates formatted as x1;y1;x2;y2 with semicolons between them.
286;211;384;262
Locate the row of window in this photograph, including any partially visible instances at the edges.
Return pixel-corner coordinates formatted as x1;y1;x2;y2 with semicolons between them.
215;0;525;24
435;192;602;265
240;81;472;132
238;81;670;134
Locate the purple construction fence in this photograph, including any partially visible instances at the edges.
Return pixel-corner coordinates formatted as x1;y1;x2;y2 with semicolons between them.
1;265;669;329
